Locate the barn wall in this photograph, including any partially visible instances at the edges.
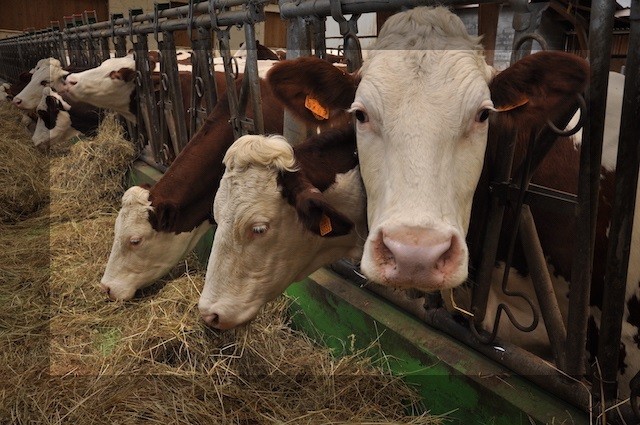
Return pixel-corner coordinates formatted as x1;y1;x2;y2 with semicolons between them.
0;0;108;32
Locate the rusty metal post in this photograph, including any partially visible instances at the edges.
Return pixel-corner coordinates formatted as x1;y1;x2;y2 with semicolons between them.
597;0;640;405
564;0;615;380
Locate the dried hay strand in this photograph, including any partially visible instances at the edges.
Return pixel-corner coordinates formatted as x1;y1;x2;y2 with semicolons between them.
0;211;443;424
0;102;48;222
49;113;135;222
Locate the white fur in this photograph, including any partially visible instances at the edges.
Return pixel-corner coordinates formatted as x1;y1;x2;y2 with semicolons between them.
63;56;137;122
198;135;366;329
101;185;211;300
13;58;67;110
355;7;493;290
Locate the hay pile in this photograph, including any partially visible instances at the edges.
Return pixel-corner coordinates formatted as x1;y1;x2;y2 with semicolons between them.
49;114;135;221
0;102;48;222
0;105;442;424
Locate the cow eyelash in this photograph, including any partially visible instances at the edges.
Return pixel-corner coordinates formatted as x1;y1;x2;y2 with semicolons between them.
354;109;369;123
129;237;142;246
251;224;268;235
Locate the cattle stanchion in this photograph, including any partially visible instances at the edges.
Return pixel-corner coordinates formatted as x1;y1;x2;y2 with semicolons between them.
598;0;640;413
565;0;616;390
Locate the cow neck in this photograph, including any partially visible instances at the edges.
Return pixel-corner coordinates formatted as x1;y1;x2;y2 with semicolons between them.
148;99;235;233
146;78;285;234
289;125;358;192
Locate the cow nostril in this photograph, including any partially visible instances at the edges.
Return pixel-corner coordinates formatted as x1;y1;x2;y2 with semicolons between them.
13;98;21;105
203;313;219;328
68;80;77;86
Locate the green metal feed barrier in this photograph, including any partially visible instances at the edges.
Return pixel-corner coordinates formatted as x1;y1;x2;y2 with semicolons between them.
130;161;588;425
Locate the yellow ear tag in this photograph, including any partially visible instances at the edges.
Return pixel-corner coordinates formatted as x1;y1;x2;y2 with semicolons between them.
305;95;330;120
319;214;333;236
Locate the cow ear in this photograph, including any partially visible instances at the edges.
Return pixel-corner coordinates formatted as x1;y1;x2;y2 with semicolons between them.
149;202;179;232
110;68;137;83
490;51;589;126
296;195;354;237
267;57;358;125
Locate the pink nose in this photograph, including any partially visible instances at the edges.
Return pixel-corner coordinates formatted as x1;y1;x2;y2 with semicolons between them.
12;97;22;106
201;313;220;328
99;283;115;300
373;226;461;288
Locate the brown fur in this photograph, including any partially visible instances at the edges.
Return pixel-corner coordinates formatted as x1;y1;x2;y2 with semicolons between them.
267;57;357;125
147;77;284;233
278;126;358;237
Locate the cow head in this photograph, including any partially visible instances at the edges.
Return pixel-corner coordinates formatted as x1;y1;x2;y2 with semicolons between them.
101;185;211;301
62;56;140;122
267;6;589;292
12;58;68;110
199;134;365;330
32;87;74;148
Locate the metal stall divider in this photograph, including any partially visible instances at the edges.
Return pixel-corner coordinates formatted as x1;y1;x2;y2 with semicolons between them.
155;2;189;160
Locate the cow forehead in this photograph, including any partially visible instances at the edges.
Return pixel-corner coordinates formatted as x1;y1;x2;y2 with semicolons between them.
216;167;282;233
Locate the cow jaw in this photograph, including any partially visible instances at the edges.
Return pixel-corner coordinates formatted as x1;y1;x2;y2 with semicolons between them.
355;48;491;291
101;186;211;300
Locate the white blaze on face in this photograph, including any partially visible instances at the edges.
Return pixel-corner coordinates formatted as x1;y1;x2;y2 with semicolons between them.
63;56;137;121
198;135;365;330
32;87;77;148
101;186;211;301
353;7;494;291
12;58;67;110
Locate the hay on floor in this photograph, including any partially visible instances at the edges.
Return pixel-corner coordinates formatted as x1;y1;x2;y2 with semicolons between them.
0;102;48;222
49;113;135;222
0;105;442;424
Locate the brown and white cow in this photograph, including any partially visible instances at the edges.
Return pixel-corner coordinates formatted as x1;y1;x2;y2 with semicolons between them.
267;6;589;292
267;6;640;399
198;128;363;330
32;87;103;148
100;77;285;301
12;58;70;110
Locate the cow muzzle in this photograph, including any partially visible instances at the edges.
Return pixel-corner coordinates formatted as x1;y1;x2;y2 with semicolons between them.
361;225;467;291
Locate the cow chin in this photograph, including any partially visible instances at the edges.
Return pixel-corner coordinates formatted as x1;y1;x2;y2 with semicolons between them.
360;224;469;292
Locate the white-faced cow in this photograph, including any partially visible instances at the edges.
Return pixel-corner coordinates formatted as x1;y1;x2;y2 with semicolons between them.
100;77;285;301
267;6;640;399
12;58;69;110
199;128;364;330
267;6;589;293
32;87;103;148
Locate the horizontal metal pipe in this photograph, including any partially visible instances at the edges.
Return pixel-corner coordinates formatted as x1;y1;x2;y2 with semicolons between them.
61;10;258;41
330;260;591;412
280;0;505;19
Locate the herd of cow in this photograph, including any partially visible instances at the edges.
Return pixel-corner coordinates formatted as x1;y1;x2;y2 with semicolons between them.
3;6;638;402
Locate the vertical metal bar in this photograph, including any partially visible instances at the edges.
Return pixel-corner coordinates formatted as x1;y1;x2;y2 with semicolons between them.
470;124;518;324
564;0;615;380
282;13;312;145
134;34;163;163
519;205;567;370
160;31;189;156
243;23;264;134
216;28;243;140
598;0;640;404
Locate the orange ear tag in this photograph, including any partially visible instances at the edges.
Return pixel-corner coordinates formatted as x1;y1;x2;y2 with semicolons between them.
319;214;333;236
305;95;330;120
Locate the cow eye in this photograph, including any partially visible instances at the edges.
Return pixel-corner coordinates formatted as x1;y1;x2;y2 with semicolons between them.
251;224;268;236
475;108;491;123
129;237;142;246
40;80;51;86
354;109;369;124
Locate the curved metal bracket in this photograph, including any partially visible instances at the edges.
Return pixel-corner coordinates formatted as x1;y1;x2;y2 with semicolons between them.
546;94;587;137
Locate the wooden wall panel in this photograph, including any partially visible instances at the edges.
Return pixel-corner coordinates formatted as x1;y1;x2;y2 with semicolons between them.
264;12;286;49
0;0;108;32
